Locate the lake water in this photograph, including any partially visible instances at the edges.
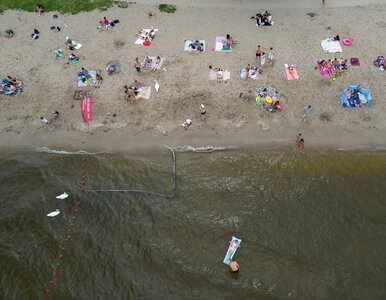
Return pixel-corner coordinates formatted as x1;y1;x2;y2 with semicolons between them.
1;147;385;299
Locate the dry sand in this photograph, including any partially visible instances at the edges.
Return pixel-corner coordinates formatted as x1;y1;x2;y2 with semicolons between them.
0;0;386;153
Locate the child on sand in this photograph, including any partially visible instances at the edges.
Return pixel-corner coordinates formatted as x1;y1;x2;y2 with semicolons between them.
268;47;274;65
260;52;267;66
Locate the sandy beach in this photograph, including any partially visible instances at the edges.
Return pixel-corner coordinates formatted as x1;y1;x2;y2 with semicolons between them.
0;0;386;152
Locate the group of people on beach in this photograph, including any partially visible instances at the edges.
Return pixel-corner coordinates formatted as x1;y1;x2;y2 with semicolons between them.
0;75;23;95
318;58;348;79
255;45;274;66
251;10;274;26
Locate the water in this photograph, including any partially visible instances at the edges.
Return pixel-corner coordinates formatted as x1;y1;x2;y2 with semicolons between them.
1;148;386;299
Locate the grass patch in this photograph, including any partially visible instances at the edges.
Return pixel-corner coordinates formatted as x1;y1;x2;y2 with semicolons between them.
0;0;131;14
158;4;176;13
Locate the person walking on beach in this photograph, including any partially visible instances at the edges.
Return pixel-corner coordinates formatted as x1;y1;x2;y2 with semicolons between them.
200;104;207;122
268;47;274;65
301;105;312;122
133;57;141;74
296;138;305;151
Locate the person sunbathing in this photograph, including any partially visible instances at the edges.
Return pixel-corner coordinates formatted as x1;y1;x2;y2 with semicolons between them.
228;240;240;256
4;85;16;95
226;34;233;49
6;75;22;88
145;56;152;68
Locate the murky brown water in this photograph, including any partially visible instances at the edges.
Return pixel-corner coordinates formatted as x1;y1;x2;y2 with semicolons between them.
1;148;385;299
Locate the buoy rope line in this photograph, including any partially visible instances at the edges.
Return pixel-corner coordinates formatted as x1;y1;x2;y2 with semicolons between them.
87;145;178;200
44;142;88;299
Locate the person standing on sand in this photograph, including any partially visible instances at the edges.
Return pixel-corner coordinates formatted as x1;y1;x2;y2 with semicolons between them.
268;47;274;65
133;57;141;74
255;45;262;64
200;104;207;122
301;105;312;122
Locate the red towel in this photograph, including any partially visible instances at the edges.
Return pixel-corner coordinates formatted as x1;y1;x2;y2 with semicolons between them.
81;94;92;122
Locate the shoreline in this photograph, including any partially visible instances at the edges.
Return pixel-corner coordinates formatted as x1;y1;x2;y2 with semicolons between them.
1;2;386;154
1;128;386;154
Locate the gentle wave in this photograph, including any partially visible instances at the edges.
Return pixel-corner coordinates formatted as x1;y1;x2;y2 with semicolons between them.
174;145;237;153
36;146;112;155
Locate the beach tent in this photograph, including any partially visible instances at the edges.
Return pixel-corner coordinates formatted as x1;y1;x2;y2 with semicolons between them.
340;85;372;108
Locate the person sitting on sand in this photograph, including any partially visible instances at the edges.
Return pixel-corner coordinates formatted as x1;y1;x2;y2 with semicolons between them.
65;37;74;50
226;34;234;49
95;73;103;88
36;4;44;16
6;75;23;88
67;53;79;63
145;56;152;68
133;79;142;89
125;86;136;102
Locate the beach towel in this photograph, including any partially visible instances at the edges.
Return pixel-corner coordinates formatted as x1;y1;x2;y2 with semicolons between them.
350;58;360;66
134;29;159;45
81;93;92;122
215;36;231;52
321;38;342;53
135;87;151;100
142;56;165;70
284;64;299;80
77;70;97;88
223;236;242;265
184;39;205;52
209;69;231;81
240;69;259;80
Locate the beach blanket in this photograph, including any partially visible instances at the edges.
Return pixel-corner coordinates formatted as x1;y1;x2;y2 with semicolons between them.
0;78;22;96
285;64;299;80
134;29;158;45
184;39;205;52
142;56;165;70
81;93;92;122
240;68;259;80
77;70;97;88
135;87;151;100
321;38;342;53
209;69;231;81
223;236;242;265
215;36;231;52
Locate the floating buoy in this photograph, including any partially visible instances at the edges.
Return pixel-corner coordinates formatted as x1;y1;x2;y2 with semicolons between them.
47;209;60;217
56;192;68;200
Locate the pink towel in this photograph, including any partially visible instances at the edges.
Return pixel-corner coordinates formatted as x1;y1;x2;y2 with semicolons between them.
285;64;299;80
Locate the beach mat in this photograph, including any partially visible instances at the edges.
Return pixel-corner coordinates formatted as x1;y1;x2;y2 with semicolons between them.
223;236;242;265
135;87;151;100
77;70;97;88
134;29;158;45
0;78;22;96
184;39;205;52
240;69;259;80
209;70;230;81
142;56;165;70
81;93;92;122
215;36;231;52
285;64;299;80
321;39;342;53
350;57;360;66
